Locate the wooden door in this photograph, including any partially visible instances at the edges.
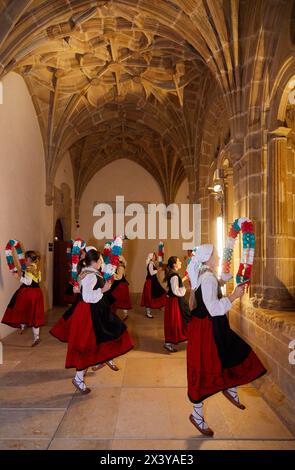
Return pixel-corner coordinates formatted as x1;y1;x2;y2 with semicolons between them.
53;240;69;306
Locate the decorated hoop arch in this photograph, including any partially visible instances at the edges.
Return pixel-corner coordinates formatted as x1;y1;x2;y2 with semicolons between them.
158;241;164;266
66;239;74;272
102;236;123;281
5;240;26;273
221;217;255;285
71;238;86;284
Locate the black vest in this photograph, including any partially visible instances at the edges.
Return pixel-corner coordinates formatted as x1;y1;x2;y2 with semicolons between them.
146;263;156;280
191;279;222;318
167;272;183;297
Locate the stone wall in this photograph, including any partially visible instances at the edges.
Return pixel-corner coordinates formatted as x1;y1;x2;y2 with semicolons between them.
230;302;295;430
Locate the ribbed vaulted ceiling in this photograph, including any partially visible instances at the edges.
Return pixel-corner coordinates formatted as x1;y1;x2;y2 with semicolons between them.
0;0;284;205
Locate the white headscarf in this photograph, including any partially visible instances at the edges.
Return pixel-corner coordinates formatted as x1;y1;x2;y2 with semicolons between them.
187;244;213;290
85;246;97;253
146;252;154;266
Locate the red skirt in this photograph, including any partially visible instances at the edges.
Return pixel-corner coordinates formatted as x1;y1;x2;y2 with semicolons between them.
187;316;266;403
164;297;188;344
2;286;45;328
50;316;70;343
50;301;134;370
140;279;166;309
111;281;132;310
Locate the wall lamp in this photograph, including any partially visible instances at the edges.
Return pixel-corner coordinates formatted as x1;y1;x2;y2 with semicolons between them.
208;169;225;203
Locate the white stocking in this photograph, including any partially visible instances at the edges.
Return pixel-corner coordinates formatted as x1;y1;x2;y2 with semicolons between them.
32;327;39;340
192;402;209;430
74;370;86;391
226;386;241;404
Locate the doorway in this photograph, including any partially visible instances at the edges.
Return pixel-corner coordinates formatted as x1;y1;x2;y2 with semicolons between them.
53;219;69;306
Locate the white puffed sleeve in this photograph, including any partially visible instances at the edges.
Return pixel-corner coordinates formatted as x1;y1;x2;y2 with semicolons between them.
148;262;158;276
20;272;32;286
201;274;231;317
171;276;186;297
81;274;103;303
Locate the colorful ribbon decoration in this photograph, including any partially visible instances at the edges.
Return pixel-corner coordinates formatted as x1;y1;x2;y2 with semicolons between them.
71;238;86;284
221;217;255;285
66;239;74;258
158;241;164;266
5;239;26;273
102;236;123;280
66;239;74;267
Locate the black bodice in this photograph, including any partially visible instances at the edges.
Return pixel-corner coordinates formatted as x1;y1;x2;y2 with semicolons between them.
191;280;222;318
146;263;156;280
63;271;126;344
167;272;183;297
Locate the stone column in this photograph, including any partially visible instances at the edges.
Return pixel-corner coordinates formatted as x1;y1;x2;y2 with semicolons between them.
255;130;295;310
269;136;288;236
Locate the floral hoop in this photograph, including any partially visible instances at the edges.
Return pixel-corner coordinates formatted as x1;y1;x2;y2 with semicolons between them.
221;217;255;285
71;238;86;284
102;236;123;280
158;241;164;266
66;240;74;264
5;239;26;273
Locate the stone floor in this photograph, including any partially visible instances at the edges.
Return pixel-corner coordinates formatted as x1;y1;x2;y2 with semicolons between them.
0;303;295;450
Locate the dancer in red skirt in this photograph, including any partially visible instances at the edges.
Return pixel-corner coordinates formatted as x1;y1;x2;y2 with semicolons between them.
110;255;132;321
187;244;266;436
140;252;166;318
2;251;44;347
163;256;190;353
50;249;134;394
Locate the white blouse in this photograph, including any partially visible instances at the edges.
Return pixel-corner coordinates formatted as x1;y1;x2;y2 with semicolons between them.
148;262;158;276
200;272;231;317
80;269;103;303
170;275;186;297
20;272;33;286
20;271;41;285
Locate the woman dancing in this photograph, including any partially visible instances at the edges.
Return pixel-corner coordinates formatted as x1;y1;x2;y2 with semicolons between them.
187;244;266;436
110;255;132;321
140;252;166;318
163;256;189;352
2;250;44;347
50;249;134;394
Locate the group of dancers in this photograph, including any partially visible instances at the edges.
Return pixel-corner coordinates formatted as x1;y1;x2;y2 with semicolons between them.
2;243;266;436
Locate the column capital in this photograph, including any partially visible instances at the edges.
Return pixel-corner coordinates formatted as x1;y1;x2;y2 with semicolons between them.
268;126;291;140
